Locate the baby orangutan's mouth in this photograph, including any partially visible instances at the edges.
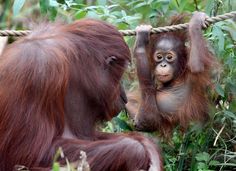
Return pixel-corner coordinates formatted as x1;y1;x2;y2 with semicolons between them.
157;74;169;78
157;74;172;83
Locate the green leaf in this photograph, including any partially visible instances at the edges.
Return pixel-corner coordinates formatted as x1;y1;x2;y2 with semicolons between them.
229;82;236;94
56;0;65;4
205;0;214;16
197;162;208;170
222;25;236;41
40;0;50;14
150;2;161;10
212;25;225;52
223;110;236;119
121;10;127;17
75;10;87;19
209;160;220;166
178;0;188;12
13;0;26;16
97;0;107;6
215;83;225;97
161;4;169;13
52;162;60;171
133;2;147;9
86;11;100;19
113;117;132;131
50;0;59;7
48;7;58;21
196;152;210;162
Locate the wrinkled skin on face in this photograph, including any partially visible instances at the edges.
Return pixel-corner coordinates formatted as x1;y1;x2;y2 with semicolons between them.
154;39;178;83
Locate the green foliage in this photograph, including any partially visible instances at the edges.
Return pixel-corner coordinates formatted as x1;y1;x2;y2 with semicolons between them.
5;0;236;170
102;112;134;132
13;0;26;16
52;162;61;171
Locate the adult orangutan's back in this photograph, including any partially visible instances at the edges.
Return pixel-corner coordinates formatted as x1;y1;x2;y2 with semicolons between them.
0;19;162;171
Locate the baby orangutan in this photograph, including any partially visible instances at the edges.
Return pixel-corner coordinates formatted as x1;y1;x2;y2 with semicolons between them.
126;12;218;136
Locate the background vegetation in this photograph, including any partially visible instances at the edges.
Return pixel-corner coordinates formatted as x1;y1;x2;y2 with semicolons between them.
0;0;236;170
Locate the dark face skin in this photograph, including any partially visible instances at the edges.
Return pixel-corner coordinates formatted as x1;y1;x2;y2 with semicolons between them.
109;84;128;118
153;38;179;84
105;56;128;117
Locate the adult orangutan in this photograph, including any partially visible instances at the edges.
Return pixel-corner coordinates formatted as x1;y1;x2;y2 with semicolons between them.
0;19;162;171
126;12;219;136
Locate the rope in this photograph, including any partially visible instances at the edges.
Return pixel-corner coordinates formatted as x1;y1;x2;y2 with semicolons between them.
120;11;236;36
0;30;31;37
0;11;235;37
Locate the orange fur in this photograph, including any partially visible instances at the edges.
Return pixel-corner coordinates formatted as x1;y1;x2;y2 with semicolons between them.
0;19;163;171
126;13;219;137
